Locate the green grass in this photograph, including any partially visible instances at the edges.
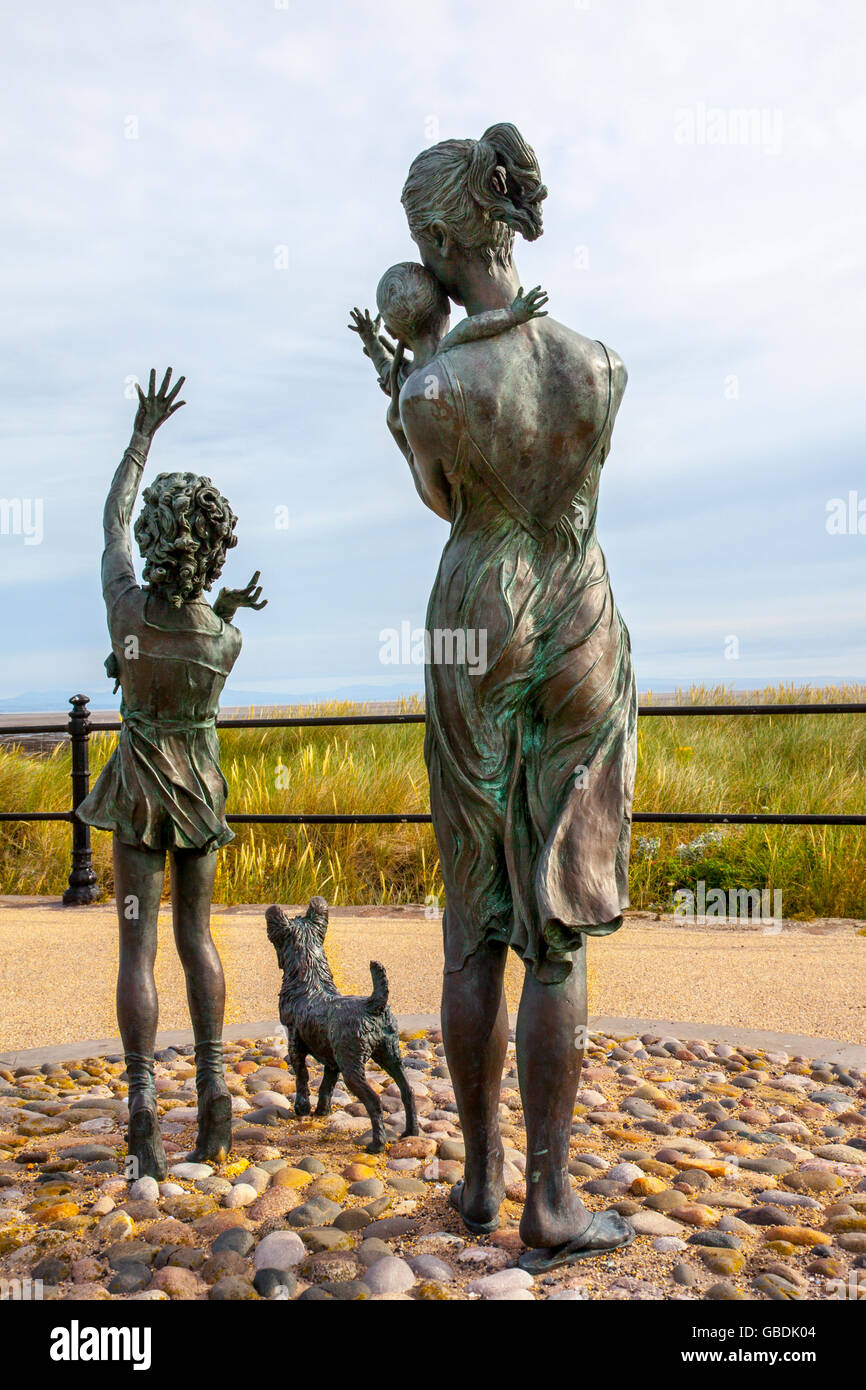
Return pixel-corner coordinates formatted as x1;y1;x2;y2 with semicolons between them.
1;685;864;917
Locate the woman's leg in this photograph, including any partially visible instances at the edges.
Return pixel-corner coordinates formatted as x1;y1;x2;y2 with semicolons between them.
113;836;167;1179
516;943;592;1248
170;848;231;1162
441;929;509;1228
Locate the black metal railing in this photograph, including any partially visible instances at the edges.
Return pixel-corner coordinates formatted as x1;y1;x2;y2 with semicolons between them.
1;694;864;903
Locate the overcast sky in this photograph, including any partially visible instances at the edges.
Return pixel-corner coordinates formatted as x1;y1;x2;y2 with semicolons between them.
1;0;864;704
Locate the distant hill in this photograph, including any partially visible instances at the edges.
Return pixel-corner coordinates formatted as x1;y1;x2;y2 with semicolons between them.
0;683;425;714
1;677;863;715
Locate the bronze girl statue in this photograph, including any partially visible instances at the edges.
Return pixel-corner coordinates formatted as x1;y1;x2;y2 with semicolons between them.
78;369;266;1179
352;124;637;1271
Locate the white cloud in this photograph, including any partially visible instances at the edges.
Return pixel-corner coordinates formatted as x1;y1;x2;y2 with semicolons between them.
0;0;863;700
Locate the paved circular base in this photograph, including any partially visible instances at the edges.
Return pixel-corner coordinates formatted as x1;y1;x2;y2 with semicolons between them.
2;1015;863;1069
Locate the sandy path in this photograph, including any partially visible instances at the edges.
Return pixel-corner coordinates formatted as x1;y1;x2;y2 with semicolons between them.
1;897;863;1051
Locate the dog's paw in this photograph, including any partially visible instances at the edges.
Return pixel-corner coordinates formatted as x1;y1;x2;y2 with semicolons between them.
294;1099;312;1117
401;1126;420;1138
314;1103;332;1117
365;1139;386;1155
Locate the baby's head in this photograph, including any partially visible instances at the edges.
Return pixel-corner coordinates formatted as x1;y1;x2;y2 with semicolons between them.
375;261;450;351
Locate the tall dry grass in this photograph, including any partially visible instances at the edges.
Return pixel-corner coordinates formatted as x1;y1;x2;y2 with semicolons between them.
0;686;863;917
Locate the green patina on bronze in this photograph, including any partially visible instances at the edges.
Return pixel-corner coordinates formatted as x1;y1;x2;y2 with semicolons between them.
352;125;636;984
350;121;636;1263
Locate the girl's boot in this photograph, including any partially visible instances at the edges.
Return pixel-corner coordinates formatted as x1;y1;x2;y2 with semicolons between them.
125;1051;167;1181
189;1039;232;1163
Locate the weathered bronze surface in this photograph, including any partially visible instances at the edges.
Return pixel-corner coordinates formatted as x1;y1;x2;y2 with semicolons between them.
266;896;419;1153
353;123;636;1263
78;369;266;1178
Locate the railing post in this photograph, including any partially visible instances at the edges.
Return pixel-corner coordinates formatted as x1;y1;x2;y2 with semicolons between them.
62;693;99;905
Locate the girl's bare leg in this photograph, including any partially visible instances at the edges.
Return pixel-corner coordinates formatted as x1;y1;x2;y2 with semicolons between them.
171;848;231;1162
170;848;224;1040
113;836;167;1179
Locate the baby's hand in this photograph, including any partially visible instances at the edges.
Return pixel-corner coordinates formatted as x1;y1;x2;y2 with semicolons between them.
511;285;549;323
348;307;392;358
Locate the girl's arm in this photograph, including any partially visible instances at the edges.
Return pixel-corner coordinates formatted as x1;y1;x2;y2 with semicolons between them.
102;369;186;610
101;431;152;609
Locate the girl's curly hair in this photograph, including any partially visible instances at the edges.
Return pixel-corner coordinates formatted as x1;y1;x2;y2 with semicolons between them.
134;471;238;608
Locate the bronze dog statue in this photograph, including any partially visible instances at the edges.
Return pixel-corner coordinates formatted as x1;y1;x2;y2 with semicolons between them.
265;896;419;1153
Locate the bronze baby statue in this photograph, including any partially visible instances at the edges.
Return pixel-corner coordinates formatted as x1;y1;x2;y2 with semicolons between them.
78;368;266;1179
349;263;548;396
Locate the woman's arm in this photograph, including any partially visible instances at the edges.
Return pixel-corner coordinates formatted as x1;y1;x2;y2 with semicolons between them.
407;453;451;522
392;352;454;523
102;369;186;611
386;410;450;519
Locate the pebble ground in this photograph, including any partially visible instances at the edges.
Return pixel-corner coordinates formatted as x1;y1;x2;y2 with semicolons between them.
2;1027;865;1302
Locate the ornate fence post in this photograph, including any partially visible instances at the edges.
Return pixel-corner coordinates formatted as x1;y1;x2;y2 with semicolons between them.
62;693;100;905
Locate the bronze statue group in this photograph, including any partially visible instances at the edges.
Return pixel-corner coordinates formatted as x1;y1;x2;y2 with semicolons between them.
80;123;637;1272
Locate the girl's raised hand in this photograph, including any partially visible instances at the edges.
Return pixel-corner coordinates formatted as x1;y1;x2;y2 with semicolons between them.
134;368;186;437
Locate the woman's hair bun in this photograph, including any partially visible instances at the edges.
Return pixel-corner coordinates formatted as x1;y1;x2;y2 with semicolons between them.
466;122;548;241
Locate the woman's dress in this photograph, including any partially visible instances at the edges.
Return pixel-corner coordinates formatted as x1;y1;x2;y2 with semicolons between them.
421;339;636;983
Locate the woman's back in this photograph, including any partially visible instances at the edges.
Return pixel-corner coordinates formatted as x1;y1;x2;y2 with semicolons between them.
409;316;626;537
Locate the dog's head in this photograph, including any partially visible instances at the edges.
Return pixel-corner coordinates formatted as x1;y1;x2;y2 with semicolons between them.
266;897;330;968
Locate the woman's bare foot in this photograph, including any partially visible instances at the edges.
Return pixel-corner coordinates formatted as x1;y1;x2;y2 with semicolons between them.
519;1179;594;1249
518;1211;635;1272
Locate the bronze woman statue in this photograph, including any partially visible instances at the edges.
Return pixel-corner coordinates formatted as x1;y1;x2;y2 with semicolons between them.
353;124;637;1270
78;369;266;1179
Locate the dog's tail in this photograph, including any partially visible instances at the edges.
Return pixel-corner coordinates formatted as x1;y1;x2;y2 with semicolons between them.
366;960;389;1015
